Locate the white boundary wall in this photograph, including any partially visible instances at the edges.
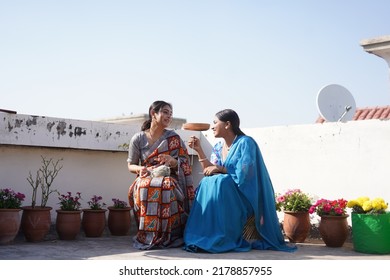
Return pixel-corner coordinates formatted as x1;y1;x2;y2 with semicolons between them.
244;120;390;202
1;112;389;222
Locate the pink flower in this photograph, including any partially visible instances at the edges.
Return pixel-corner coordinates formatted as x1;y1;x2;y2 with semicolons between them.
275;188;312;212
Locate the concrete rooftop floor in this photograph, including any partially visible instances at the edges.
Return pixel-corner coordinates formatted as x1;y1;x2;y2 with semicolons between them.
1;227;390;260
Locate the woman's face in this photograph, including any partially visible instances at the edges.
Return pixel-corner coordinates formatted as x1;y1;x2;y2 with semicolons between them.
211;117;226;138
154;105;173;127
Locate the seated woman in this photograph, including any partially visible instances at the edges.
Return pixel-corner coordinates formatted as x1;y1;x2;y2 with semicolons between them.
127;100;194;250
184;109;296;253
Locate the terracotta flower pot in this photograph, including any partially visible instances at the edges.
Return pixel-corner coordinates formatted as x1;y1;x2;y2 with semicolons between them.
21;206;52;242
107;207;131;236
82;209;107;237
0;208;22;244
319;215;349;247
56;210;82;240
283;211;311;243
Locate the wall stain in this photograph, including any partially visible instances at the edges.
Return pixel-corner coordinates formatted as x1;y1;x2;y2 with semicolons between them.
7;121;13;132
47;122;55;132
56;121;67;139
26;116;38;126
14;119;23;128
74;127;86;137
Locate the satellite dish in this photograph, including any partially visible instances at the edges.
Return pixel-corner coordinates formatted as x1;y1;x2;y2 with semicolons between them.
316;84;356;122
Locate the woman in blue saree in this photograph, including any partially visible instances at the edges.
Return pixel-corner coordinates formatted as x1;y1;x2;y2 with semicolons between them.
184;109;296;253
127;101;194;249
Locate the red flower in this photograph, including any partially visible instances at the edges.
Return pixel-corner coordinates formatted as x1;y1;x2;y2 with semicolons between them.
310;198;348;216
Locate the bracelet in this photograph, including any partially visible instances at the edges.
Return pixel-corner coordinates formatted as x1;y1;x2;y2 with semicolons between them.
198;158;207;162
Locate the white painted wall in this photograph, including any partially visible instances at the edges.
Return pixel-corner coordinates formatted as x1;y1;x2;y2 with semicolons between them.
1;112;389;223
0;145;130;212
243;120;390;202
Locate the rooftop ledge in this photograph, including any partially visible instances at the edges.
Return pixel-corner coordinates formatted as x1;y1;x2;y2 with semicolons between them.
0;112;142;152
0;112;199;154
360;35;390;67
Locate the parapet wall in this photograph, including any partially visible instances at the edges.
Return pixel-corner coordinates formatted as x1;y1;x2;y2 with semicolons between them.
0;112;139;151
1;112;390;223
244;120;390;202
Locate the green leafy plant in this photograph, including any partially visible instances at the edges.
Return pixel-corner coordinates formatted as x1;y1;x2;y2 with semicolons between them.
87;195;106;210
58;192;82;211
0;188;25;209
275;188;312;212
347;197;388;215
118;143;129;151
309;198;348;216
111;198;128;209
26;156;63;208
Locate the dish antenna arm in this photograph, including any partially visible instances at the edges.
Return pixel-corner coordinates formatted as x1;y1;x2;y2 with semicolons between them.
338;105;352;122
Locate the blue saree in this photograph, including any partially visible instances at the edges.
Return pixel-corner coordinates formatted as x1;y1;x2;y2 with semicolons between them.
184;135;296;253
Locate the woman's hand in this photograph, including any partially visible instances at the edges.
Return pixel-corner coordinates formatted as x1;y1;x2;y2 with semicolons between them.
203;165;225;176
188;136;201;151
189;136;210;166
157;154;177;167
138;166;150;178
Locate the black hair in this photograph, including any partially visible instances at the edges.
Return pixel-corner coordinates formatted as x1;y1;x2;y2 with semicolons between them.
141;100;173;131
215;109;245;136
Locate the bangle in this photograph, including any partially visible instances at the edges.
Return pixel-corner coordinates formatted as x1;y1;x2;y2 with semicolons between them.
198;158;207;162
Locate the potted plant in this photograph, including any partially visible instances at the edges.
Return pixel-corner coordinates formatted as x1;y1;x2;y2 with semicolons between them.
309;198;349;247
275;188;313;243
56;191;82;240
0;188;25;244
82;195;107;237
21;156;63;242
347;196;390;254
108;198;131;236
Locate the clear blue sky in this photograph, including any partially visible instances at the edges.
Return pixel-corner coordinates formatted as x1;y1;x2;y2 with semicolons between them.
1;0;389;128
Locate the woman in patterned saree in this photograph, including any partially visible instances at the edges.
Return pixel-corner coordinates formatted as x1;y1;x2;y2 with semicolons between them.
184;109;296;253
127;100;194;249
